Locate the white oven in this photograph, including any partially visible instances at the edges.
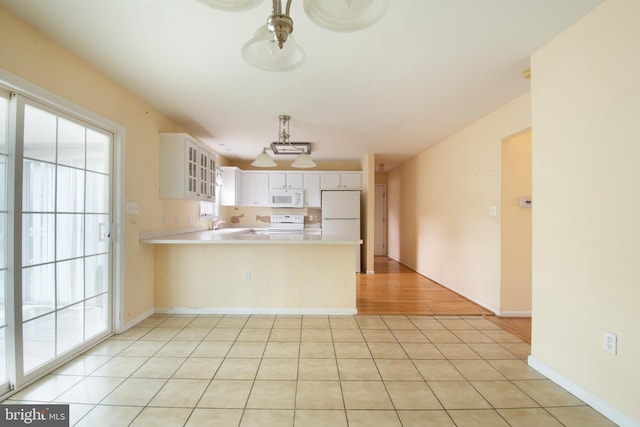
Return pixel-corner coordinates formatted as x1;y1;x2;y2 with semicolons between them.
269;188;304;208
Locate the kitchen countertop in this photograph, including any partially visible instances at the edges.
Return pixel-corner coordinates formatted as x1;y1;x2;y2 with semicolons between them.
140;228;362;245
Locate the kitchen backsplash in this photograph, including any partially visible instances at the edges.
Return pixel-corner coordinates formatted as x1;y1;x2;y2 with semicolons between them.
228;206;322;227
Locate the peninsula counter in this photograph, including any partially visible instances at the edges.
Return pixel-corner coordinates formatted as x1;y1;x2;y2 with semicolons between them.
141;228;362;314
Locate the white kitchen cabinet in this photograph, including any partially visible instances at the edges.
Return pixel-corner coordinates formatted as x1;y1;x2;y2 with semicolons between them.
320;171;361;190
240;171;270;206
220;166;242;206
160;133;216;200
270;172;303;188
303;172;321;207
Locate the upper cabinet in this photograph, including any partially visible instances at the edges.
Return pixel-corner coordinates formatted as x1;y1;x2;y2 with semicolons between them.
303;173;321;207
217;168;361;207
219;166;242;206
240;171;270;206
270;172;304;189
159;133;216;201
320;172;361;190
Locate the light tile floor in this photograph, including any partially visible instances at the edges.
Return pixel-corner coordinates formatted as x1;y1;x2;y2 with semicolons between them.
1;314;617;426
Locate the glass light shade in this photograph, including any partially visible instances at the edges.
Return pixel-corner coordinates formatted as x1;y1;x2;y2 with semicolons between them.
303;0;389;32
241;25;305;72
198;0;263;12
251;148;277;167
291;153;316;169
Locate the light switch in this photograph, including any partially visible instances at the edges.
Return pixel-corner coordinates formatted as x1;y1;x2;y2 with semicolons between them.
125;202;139;215
519;197;532;208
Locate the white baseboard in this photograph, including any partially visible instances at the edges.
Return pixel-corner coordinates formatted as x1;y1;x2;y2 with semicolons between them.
496;311;532;317
116;308;154;333
528;356;639;427
154;307;358;316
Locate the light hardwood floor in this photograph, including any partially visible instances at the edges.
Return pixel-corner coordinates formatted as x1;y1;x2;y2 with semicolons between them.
357;257;531;343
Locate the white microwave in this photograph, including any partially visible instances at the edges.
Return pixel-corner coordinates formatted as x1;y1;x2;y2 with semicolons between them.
270;188;304;208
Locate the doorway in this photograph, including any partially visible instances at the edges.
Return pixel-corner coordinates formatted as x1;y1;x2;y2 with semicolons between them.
500;129;532;316
374;184;386;256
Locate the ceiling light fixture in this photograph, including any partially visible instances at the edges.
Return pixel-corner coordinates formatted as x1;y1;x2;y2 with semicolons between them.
200;0;389;71
251;114;316;169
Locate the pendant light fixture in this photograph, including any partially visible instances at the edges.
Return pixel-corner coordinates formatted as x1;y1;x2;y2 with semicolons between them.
199;0;388;72
251;147;278;167
251;114;316;168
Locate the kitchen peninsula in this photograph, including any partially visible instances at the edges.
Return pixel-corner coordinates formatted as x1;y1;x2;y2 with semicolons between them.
141;228;362;314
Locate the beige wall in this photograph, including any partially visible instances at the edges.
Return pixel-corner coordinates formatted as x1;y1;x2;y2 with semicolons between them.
387;93;531;312
530;0;640;422
0;6;221;325
500;130;532;314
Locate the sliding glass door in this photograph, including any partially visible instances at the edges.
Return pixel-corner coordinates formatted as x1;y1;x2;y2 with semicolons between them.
0;87;113;393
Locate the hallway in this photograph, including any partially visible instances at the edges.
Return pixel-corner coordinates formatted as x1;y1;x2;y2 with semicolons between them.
357;258;531;343
357;258;493;316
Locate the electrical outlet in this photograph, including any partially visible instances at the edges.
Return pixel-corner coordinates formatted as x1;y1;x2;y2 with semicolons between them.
243;272;251;283
604;332;617;355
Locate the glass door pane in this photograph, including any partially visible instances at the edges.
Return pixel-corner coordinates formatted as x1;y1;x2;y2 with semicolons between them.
20;102;112;376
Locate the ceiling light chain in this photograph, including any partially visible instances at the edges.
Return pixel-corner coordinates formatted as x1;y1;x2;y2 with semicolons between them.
278;114;291;142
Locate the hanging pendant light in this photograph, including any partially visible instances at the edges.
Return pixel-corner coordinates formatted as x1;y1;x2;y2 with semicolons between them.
251;147;277;167
242;25;305;72
303;0;388;32
291;152;316;169
201;0;388;71
251;114;316;168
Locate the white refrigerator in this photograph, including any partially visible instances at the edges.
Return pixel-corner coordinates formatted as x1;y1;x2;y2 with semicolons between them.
322;190;361;272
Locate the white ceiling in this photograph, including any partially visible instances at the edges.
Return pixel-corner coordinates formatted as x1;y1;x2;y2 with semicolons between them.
1;0;602;170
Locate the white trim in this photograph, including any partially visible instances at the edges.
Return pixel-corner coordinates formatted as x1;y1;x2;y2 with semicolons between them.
528;356;640;427
496;311;532;317
117;308;154;333
155;307;358;316
365;270;375;274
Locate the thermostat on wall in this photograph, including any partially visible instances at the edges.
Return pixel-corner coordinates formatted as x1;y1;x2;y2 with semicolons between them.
519;197;532;208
